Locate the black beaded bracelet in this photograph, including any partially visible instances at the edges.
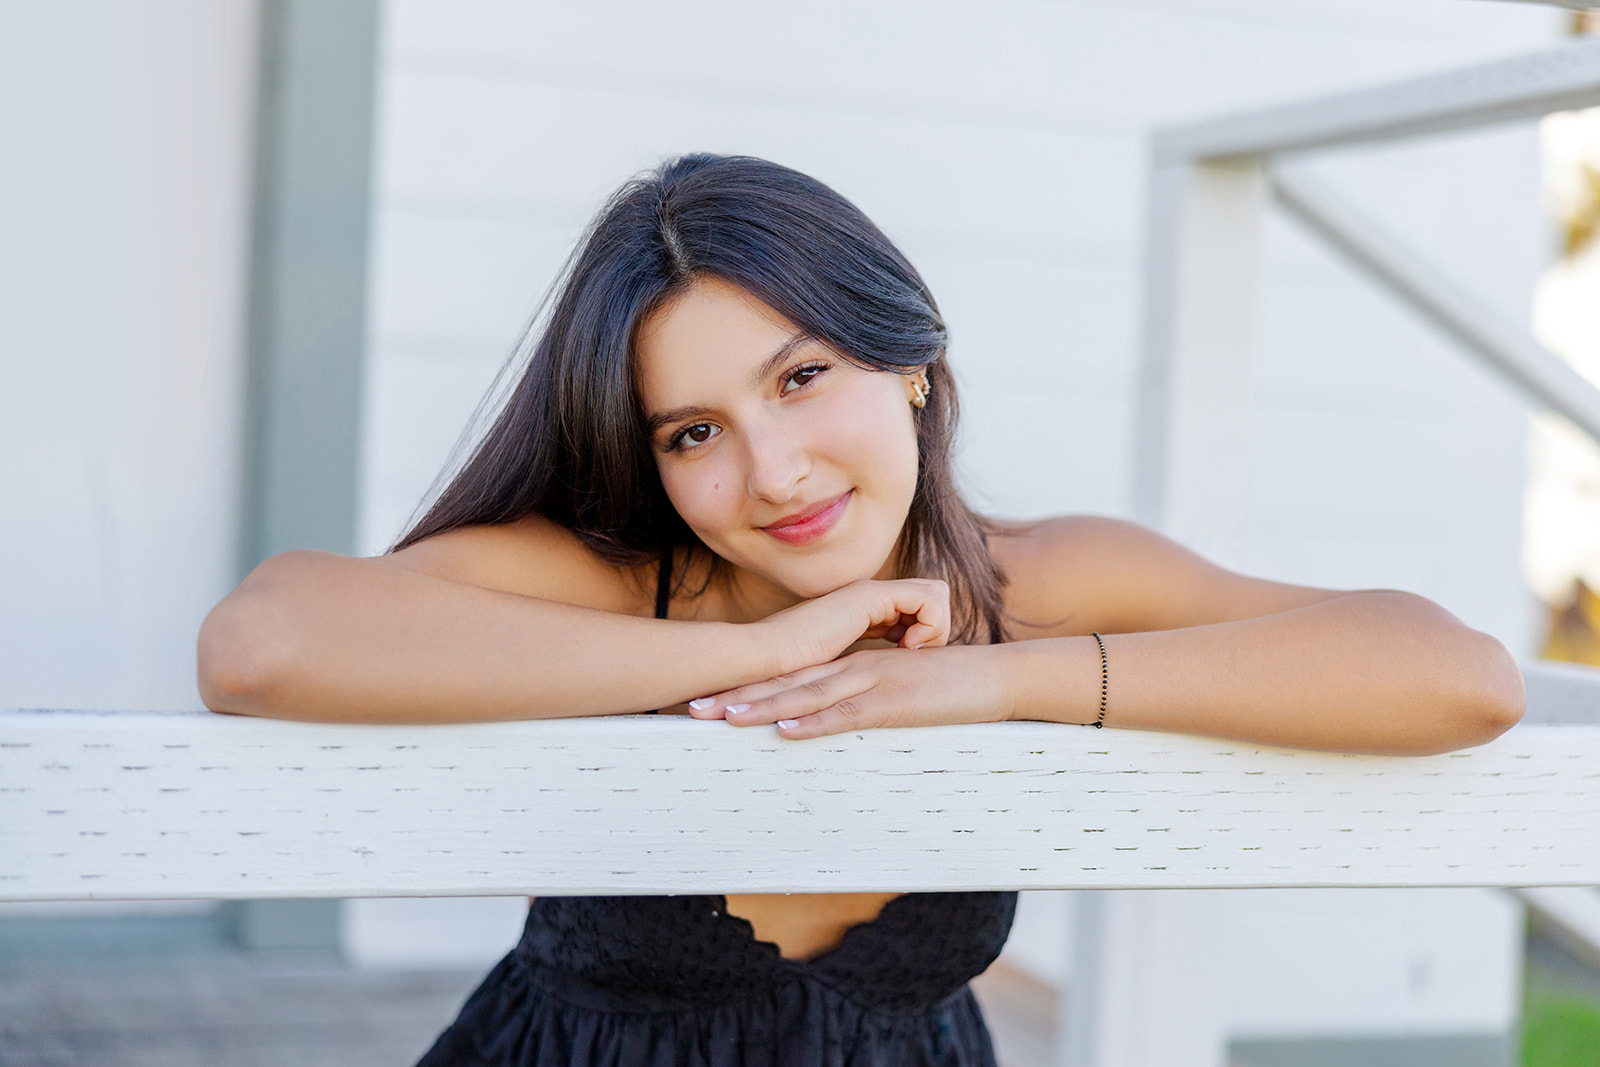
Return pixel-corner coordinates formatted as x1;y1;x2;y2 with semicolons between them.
1090;632;1108;728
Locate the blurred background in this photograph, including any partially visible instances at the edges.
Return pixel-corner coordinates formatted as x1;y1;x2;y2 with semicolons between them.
2;1;1599;1065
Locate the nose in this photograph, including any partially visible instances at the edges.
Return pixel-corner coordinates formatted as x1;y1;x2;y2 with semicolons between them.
743;415;810;505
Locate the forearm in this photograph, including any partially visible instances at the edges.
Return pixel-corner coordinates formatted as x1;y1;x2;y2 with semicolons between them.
1002;591;1525;755
198;552;780;723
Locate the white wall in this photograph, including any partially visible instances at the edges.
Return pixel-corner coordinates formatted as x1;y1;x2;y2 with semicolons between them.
359;0;1555;654
1224;889;1525;1039
0;1;258;711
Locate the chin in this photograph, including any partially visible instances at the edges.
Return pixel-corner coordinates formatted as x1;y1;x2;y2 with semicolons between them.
772;548;895;600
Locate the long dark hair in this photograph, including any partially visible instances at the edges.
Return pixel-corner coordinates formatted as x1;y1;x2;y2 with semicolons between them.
395;154;1007;644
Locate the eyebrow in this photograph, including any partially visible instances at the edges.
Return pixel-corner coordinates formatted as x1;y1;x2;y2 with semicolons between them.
644;331;813;436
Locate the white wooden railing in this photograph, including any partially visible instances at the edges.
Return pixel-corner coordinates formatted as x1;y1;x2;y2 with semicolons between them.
2;662;1599;1067
2;660;1597;903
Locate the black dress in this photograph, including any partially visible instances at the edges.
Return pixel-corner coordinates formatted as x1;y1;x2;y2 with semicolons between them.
415;556;1019;1066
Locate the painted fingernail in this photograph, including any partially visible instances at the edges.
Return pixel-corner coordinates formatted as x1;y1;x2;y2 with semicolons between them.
726;703;751;715
777;719;799;729
688;698;715;710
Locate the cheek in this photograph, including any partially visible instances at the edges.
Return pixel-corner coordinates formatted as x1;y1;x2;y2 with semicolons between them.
659;462;741;535
817;384;919;489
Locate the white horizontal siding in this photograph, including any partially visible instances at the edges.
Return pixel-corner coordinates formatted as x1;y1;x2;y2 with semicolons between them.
384;0;1556;132
1223;887;1524;1036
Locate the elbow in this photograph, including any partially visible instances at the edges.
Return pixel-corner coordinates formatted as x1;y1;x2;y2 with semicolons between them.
198;601;293;716
1445;631;1526;750
196;557;310;716
1477;644;1527;741
1389;629;1524;756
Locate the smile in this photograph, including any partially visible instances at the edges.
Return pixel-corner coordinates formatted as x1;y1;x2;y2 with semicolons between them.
760;490;853;546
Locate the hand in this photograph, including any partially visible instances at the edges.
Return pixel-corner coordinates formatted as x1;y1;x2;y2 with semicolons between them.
688;643;1012;739
755;578;952;678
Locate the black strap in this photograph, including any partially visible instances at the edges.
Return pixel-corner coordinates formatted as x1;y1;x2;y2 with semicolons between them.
644;551;673;714
654;550;673;620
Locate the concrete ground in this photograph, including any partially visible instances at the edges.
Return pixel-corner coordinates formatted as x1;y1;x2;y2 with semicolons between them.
0;913;1056;1067
7;915;1594;1067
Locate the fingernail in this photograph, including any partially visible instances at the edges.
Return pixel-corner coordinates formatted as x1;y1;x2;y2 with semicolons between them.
911;642;925;650
688;698;715;710
777;719;799;729
726;703;751;715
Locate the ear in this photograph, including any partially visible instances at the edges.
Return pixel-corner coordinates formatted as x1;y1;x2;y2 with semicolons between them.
905;369;929;409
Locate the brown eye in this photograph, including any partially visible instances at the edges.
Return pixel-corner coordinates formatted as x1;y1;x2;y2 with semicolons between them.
781;363;826;394
668;421;721;451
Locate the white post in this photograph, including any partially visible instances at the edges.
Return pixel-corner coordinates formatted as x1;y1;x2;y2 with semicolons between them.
1078;154;1266;1067
1132;157;1267;568
1062;891;1228;1067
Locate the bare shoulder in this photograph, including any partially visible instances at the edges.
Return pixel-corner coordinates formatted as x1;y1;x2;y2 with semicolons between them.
381;515;655;617
990;515;1346;638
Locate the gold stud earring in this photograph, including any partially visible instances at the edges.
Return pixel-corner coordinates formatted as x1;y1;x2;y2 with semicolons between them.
910;373;929;409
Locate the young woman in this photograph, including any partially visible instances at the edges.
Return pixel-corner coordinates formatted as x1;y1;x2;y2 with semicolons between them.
198;153;1524;1067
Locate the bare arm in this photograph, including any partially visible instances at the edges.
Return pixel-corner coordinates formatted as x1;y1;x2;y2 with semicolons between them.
197;547;772;723
696;517;1524;755
197;517;953;724
1000;590;1522;755
997;517;1524;754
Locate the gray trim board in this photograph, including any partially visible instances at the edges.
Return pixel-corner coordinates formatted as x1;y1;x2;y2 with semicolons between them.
241;0;380;571
234;0;381;953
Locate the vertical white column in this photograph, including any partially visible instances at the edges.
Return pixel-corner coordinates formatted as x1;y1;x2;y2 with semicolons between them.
1062;891;1228;1067
1064;152;1267;1067
1131;156;1268;568
1060;891;1107;1067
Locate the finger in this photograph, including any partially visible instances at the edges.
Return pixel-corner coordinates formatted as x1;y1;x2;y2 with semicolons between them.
887;581;949;649
852;579;947;647
725;671;875;728
860;621;909;643
775;694;884;739
687;661;849;719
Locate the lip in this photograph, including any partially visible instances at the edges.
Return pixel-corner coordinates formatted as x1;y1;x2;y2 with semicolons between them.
761;490;853;546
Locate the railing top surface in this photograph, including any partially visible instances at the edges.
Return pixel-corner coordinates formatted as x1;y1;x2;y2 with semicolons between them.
1152;37;1600;165
4;661;1598;901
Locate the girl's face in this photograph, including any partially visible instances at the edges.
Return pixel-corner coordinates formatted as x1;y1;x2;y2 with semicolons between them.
635;276;923;602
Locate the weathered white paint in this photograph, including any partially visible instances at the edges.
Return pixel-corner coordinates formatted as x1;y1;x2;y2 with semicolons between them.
4;708;1598;902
